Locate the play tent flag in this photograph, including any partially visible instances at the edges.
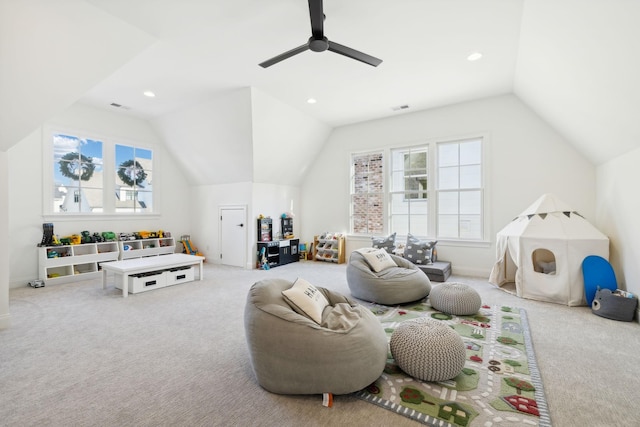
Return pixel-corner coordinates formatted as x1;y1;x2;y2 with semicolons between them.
489;193;609;306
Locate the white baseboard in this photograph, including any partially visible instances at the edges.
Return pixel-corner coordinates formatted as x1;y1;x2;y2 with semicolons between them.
450;266;491;279
0;313;12;329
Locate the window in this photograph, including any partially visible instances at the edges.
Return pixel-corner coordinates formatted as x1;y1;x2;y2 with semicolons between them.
350;152;384;234
390;146;428;236
437;139;483;239
46;129;155;215
115;144;153;213
52;133;104;213
350;136;485;241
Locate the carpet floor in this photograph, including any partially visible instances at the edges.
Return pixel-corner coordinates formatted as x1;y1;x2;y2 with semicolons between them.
1;261;639;426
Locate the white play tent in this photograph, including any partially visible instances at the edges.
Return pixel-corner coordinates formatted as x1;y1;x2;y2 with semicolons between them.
489;194;609;306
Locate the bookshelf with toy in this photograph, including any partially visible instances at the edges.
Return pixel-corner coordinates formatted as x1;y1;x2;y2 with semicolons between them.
37;224;176;286
38;241;120;285
313;233;345;264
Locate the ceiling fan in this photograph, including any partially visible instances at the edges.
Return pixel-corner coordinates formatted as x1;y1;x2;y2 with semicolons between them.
259;0;382;68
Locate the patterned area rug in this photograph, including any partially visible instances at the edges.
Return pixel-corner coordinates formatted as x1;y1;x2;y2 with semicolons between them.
354;301;552;427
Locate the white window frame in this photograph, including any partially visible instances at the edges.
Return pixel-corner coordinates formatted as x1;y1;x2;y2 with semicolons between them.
349;133;490;245
42;125;160;219
389;145;429;237
435;137;485;241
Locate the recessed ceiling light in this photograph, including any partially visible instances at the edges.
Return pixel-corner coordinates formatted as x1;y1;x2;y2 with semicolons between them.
143;91;156;98
307;98;317;104
467;52;483;62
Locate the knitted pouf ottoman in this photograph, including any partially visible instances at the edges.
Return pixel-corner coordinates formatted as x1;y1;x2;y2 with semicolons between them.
390;318;466;382
430;282;482;315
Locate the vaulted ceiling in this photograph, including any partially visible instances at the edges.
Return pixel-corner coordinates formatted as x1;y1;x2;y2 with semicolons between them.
2;0;638;166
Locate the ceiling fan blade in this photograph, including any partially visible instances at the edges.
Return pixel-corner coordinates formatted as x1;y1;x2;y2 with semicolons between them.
308;0;324;39
259;44;310;68
328;41;383;67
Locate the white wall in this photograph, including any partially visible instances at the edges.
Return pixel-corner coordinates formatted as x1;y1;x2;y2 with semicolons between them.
151;88;254;186
250;88;332;185
189;182;300;269
190;182;253;267
596;147;640;298
7;103;191;288
300;94;596;277
0;150;10;328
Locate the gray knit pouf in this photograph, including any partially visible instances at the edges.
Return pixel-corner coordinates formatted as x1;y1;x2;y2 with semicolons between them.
390;318;466;382
430;282;482;315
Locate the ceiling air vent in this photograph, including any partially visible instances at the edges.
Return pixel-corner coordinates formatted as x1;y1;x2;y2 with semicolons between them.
110;102;131;110
391;104;410;111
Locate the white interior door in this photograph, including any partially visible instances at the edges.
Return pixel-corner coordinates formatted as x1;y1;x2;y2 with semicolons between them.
219;206;247;268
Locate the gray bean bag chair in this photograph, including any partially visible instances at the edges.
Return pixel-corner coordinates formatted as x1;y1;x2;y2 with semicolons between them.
347;250;432;305
244;278;388;395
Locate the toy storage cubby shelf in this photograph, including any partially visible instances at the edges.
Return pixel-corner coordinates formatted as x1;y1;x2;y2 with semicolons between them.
39;238;176;285
39;242;120;285
313;234;345;264
118;237;176;260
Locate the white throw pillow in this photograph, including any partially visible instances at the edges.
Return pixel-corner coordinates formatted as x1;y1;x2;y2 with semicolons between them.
282;278;330;324
361;248;398;273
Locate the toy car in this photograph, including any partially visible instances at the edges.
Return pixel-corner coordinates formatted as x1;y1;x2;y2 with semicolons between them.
28;279;45;288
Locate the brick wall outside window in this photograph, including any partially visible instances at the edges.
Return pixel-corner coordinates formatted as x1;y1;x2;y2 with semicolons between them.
351;152;383;234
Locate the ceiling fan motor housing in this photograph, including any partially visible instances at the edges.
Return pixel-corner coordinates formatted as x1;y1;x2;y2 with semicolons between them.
309;36;329;52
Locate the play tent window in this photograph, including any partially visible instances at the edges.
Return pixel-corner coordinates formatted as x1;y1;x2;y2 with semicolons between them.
532;249;556;274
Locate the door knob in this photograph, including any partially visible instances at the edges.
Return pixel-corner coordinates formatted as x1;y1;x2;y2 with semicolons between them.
237;223;244;227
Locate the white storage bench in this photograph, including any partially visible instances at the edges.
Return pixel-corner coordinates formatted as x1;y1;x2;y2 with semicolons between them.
102;254;205;297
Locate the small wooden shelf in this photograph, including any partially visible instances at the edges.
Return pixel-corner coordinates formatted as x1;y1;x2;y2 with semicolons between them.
313;233;345;264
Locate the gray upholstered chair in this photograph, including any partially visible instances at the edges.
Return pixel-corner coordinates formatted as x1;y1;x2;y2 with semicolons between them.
244;278;388;395
346;250;432;305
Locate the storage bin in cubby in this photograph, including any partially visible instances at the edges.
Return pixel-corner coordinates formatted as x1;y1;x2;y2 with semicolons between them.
166;266;194;286
117;270;167;294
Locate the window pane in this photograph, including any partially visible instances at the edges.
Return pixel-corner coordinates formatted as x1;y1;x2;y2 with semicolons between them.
391;171;405;191
438;214;459;238
438;191;459;214
460;165;481;188
436;138;483;240
115;144;153;212
82;188;104;212
56;185;79;213
460;191;481;214
409;213;429;236
136;191;152;212
389;146;428;236
459;139;481;165
351;152;384;234
52;133;103;213
460;214;482;239
390;193;409;215
438;166;458;189
390;214;409;236
438;144;458;167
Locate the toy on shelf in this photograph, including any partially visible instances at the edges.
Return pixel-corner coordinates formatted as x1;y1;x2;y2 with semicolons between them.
102;231;117;242
281;214;294;239
180;235;203;256
39;223;55;247
259;246;270;270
